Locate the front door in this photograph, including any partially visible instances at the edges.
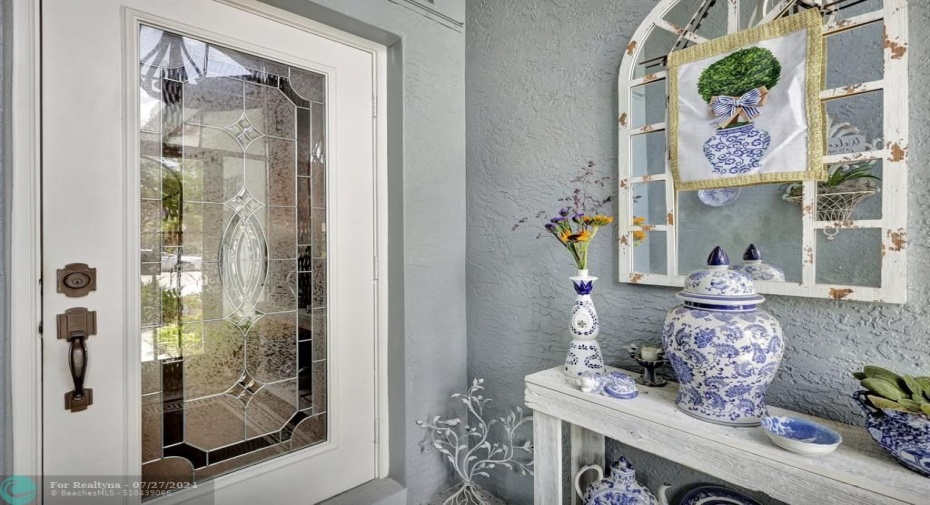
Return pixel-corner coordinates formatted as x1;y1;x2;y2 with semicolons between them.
41;1;380;503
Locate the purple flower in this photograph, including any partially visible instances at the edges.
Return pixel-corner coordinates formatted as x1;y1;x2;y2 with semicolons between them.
544;223;556;231
550;216;566;223
558;208;570;217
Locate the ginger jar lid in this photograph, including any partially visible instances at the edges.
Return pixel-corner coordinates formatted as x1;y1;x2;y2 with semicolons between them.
677;246;765;312
731;243;786;282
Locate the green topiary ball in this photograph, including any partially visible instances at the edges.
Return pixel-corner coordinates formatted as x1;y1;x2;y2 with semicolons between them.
697;47;781;103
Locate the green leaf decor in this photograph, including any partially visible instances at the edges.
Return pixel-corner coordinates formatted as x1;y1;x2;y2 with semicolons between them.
697;47;782;103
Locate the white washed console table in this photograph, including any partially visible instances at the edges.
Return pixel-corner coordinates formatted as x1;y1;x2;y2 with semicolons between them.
525;366;929;505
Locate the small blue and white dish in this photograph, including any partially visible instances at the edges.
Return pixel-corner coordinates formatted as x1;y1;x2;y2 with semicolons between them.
578;371;639;400
680;485;760;505
697;188;740;207
760;416;842;456
603;372;639;399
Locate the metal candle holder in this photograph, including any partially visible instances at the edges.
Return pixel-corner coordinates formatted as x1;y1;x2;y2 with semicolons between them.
628;344;668;387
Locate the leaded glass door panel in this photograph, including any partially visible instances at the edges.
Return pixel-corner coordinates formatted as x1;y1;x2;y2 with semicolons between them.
41;2;381;503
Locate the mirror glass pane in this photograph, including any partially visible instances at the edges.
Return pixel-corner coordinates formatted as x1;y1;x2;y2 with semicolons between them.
633;230;667;275
816;228;882;288
632;181;667;225
825;0;883;24
825;22;884;90
677;184;803;283
630;80;666;129
631;131;667;178
139;25;328;496
663;0;729;41
633;25;677;78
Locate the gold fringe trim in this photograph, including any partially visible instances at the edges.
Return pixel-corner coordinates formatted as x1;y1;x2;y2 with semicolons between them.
668;8;826;191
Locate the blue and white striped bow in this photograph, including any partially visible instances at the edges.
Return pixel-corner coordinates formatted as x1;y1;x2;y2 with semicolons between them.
711;88;763;126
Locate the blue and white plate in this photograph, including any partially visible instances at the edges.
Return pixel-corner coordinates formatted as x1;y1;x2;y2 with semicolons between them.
760;416;842;456
697;188;740;207
679;485;760;505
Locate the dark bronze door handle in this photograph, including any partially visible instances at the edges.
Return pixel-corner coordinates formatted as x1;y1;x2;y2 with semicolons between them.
57;307;96;412
68;331;89;401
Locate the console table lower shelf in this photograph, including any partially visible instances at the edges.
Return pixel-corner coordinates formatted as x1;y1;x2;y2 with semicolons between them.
524;366;929;505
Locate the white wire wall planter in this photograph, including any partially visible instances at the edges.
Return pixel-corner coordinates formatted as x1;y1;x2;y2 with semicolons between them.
782;116;883;239
617;0;908;303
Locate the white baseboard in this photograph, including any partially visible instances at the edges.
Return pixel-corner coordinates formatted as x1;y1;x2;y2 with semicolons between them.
319;478;406;505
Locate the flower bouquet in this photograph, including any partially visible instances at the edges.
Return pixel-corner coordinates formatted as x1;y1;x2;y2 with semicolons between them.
514;162;615;376
542;209;613;270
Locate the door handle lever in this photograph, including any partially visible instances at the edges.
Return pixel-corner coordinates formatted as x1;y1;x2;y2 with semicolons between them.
68;331;88;400
57;308;96;412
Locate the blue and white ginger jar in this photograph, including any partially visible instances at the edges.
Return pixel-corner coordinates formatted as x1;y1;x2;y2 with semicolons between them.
703;123;771;175
574;457;659;505
662;246;784;427
731;243;785;282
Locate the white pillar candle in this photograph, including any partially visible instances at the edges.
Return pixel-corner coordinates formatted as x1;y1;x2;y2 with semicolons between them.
640;346;660;361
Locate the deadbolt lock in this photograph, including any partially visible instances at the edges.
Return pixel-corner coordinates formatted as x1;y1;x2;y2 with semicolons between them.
57;263;97;297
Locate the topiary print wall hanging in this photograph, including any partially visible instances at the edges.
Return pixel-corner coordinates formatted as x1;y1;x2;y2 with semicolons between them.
667;9;826;191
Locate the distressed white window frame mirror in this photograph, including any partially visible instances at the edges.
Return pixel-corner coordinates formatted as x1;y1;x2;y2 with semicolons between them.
617;0;908;303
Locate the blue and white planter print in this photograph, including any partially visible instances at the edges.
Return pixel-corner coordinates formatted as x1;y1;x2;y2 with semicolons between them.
854;391;930;477
702;123;771;176
565;270;605;377
663;247;784;427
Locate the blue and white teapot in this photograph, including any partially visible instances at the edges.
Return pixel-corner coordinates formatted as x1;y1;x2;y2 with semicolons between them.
574;457;670;505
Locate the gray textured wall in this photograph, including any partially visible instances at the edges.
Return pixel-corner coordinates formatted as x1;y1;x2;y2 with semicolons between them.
465;0;930;503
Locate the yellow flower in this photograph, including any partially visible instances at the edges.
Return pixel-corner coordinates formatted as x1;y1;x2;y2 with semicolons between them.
633;216;646;225
583;214;615;227
557;229;573;244
568;229;593;243
633;230;647;243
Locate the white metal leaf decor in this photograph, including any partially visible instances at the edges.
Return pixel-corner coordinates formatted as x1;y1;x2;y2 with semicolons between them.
417;378;534;505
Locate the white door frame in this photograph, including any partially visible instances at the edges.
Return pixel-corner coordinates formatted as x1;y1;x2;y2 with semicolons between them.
10;0;390;487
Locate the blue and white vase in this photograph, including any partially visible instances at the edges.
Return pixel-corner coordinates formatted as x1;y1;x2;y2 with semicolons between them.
731;243;785;282
703;123;771;175
662;247;784;427
564;269;605;377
